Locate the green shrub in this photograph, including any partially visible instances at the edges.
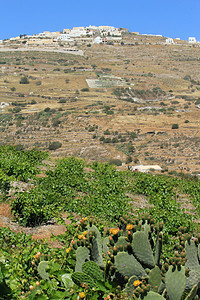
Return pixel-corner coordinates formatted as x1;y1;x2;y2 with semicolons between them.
172;123;179;129
13;107;21;113
19;76;29;84
48;141;62;150
30;99;37;105
81;88;89;92
109;159;122;166
126;156;133;164
11;188;63;226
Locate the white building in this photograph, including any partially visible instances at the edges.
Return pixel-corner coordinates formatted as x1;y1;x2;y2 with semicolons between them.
70;28;87;37
93;36;103;44
57;34;72;42
98;26;115;32
63;29;71;34
86;25;98;30
130;165;163;173
165;38;174;44
188;37;197;44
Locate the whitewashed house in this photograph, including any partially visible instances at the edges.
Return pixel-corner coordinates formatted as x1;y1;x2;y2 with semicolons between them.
63;29;71;34
165;38;174;44
87;25;98;30
130;165;163;173
188;37;197;44
93;36;103;44
70;27;87;37
57;34;72;42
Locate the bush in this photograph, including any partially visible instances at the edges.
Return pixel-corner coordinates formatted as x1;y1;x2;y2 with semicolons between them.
11;87;16;91
35;81;41;86
13;107;21;113
48;141;62;150
20;76;29;84
183;75;191;81
30;100;37;105
81;88;89;92
104;129;111;135
126;156;133;164
172;124;179;129
108;159;122;166
44;107;51;112
58;99;67;103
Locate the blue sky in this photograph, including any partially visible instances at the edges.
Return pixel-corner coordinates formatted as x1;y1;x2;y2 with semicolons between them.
1;0;200;41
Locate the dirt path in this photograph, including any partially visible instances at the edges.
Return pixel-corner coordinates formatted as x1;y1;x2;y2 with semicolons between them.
0;46;84;56
0;203;72;242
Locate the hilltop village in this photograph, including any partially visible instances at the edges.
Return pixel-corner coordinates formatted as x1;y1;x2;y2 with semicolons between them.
0;25;199;48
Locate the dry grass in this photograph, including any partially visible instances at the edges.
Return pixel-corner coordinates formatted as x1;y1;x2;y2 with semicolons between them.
0;36;199;173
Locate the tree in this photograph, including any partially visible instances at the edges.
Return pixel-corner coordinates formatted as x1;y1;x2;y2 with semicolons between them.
20;76;29;84
48;142;62;150
126;156;133;164
172;124;179;129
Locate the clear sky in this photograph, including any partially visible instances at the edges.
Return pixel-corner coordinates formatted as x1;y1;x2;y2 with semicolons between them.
1;0;200;41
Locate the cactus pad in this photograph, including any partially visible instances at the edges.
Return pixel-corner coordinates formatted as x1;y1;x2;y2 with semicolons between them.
82;261;104;282
37;261;50;281
75;246;90;272
155;234;162;266
72;272;96;289
141;291;165;299
114;251;147;278
61;273;73;288
89;225;104;268
132;231;155;268
115;236;128;249
125;275;138;299
185;283;199;300
149;266;162;292
185;240;199;270
165;265;186;300
103;236;109;255
185;240;200;290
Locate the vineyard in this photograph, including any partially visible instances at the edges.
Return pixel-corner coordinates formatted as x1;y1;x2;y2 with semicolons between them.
0;146;200;299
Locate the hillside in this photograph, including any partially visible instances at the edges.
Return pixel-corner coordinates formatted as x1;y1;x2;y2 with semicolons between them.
0;32;200;174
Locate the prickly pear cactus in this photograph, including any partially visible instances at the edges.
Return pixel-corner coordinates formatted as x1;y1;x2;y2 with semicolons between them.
132;231;155;268
155;233;162;266
37;261;50;281
140;291;165;299
114;252;147;278
82;261;104;282
75;246;90;272
165;265;186;300
148;266;162;292
71;272;96;289
185;239;200;290
88;225;104;268
185;283;199;300
103;236;109;255
115;236;128;249
125;275;138;298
